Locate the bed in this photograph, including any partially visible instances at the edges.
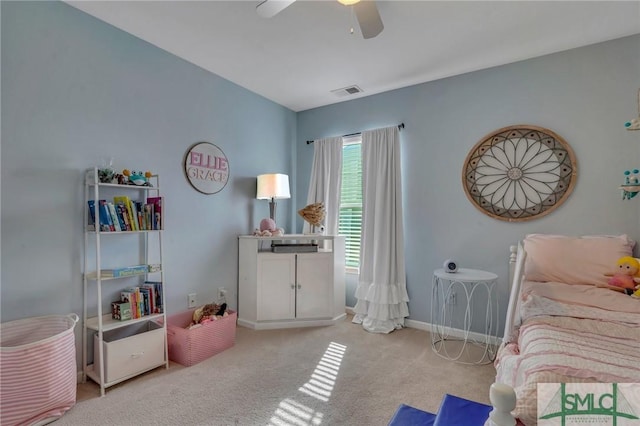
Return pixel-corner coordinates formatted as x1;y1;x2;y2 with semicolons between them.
493;234;640;426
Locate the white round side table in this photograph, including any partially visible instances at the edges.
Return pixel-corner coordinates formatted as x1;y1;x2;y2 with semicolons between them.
430;268;499;364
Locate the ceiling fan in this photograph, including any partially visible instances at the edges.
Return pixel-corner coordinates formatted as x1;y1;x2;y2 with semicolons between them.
256;0;384;39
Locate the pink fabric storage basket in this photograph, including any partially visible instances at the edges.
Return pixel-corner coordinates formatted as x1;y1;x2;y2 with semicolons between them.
1;314;79;426
166;309;236;366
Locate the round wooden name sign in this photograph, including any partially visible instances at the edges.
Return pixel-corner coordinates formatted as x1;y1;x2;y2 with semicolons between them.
184;142;230;194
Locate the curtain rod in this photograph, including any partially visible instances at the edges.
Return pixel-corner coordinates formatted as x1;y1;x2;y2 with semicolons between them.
306;123;404;144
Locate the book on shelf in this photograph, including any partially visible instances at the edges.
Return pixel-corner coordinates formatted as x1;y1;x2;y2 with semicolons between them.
112;201;128;231
138;286;151;316
141;283;156;314
130;287;146;319
144;281;163;313
135;201;145;230
133;288;143;318
113;196;137;231
96;264;148;278
111;283;162;319
111;301;132;321
98;200;115;231
143;204;153;231
106;202;122;232
115;202;131;231
120;288;141;319
88;192;162;233
130;201;139;230
147;196;163;230
128;199;140;231
89;199;128;232
87;200;96;229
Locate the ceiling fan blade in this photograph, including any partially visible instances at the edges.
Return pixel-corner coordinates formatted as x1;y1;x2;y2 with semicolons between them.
354;1;384;39
256;0;296;18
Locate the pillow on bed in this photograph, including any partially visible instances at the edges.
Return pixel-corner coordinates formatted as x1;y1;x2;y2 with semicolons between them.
523;234;635;286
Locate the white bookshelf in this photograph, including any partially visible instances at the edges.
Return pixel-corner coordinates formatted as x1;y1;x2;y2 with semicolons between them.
82;167;168;396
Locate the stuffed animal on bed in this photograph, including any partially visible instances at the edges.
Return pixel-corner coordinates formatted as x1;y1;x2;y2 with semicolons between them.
602;256;640;295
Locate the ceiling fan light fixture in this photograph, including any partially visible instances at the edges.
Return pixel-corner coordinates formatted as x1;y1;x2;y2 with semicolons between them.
258;0;382;39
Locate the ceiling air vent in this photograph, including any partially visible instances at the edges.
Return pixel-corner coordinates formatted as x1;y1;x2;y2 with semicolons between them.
330;85;363;98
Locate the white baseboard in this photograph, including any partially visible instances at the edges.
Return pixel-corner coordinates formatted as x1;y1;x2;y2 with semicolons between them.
345;307;501;346
238;313;347;330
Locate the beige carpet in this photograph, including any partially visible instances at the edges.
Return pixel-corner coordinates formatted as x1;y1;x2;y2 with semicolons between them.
60;317;496;425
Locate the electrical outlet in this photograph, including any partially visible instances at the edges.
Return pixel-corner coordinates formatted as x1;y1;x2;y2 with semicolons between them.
188;293;197;308
217;287;227;300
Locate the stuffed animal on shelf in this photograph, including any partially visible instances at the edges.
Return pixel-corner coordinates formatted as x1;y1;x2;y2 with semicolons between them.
601;256;640;295
121;169;153;186
98;167;115;183
625;89;640;131
625;117;640;131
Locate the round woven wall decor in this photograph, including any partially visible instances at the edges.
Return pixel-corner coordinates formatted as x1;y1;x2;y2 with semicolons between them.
462;125;577;222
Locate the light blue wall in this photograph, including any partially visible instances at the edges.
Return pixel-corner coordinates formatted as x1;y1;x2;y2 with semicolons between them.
297;35;640;331
1;0;297;338
2;0;639;348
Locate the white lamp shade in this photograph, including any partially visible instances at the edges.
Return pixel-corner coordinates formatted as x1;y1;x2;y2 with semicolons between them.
256;174;291;200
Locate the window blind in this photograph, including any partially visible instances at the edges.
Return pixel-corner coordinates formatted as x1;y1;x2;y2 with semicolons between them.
339;141;362;269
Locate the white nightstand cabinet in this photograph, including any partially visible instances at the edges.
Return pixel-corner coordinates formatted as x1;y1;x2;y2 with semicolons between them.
238;235;345;329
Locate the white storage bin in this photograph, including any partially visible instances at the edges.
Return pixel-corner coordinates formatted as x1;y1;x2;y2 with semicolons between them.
94;320;165;383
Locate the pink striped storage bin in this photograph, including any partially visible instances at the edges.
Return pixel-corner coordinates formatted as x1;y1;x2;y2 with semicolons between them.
1;314;78;426
166;309;236;366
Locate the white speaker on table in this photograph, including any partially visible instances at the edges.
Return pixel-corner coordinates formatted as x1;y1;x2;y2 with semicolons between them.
443;259;458;273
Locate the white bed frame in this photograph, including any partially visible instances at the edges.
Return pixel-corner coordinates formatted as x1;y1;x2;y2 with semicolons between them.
485;243;528;426
503;243;527;344
487;244;640;425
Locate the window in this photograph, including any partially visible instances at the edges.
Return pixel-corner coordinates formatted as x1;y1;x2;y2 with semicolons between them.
339;136;362;271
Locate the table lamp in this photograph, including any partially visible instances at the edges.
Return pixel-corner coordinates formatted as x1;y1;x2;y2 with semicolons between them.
256;173;290;225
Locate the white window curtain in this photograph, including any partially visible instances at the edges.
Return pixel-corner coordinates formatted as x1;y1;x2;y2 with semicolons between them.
304;136;343;235
352;126;409;333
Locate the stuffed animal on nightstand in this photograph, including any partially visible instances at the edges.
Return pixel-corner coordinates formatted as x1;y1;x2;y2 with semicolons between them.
602;256;640;296
252;218;284;237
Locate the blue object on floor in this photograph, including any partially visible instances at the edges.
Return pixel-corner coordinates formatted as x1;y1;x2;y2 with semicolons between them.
433;394;492;426
388;403;436;426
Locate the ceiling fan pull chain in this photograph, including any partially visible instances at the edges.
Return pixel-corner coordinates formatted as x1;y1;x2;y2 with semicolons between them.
349;6;355;35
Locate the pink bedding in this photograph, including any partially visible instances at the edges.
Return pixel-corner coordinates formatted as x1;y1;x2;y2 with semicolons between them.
495;281;640;425
521;281;640;314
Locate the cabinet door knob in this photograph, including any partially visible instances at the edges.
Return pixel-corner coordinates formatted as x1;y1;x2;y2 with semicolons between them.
291;284;295;289
297;284;301;290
